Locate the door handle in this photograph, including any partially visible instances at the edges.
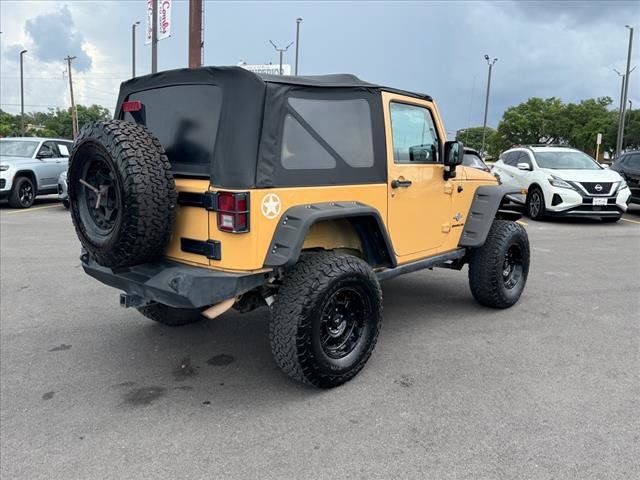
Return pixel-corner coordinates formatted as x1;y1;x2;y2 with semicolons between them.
391;179;412;189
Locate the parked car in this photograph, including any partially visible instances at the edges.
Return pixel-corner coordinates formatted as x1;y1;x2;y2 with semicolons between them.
0;137;73;208
492;145;630;222
67;66;529;388
462;148;491;172
58;170;69;208
610;151;640;205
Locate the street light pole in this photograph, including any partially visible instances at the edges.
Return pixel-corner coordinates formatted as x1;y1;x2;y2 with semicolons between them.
616;25;634;156
481;54;498;156
294;18;302;76
269;40;294;75
132;21;140;78
19;49;27;136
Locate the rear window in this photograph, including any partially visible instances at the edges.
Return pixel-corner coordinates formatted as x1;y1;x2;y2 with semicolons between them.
122;84;222;175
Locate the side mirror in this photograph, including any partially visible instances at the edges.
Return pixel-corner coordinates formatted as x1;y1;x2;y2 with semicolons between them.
37;150;53;159
517;162;532;171
443;141;463;180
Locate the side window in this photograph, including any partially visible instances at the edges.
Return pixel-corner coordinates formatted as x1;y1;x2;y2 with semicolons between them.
38;142;57;157
389;102;439;164
502;152;516;166
57;143;71;157
517;151;532;166
280;97;374;170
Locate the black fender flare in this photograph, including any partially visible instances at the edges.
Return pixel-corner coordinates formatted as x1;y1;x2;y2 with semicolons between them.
458;185;522;248
263;201;396;268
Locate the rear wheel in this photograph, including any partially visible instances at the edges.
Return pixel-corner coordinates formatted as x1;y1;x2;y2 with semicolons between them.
137;302;204;326
269;252;382;388
468;220;530;308
526;187;545;220
8;176;35;208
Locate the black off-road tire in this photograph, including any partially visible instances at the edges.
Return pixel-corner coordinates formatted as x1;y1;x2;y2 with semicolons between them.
270;252;383;389
68;120;176;268
62;199;70;209
8;176;35;208
526;186;545;220
137;302;204;327
468;220;530;309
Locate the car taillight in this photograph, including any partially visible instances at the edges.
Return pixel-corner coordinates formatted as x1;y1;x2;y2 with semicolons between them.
122;100;143;112
216;191;249;233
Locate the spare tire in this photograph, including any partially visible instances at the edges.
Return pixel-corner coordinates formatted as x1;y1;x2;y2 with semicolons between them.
68;120;176;268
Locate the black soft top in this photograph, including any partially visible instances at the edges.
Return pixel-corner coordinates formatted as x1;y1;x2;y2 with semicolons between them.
115;66;431;188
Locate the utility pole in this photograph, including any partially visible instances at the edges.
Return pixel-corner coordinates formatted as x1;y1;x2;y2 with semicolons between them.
294;18;302;75
20;49;27;136
132;21;140;78
65;55;78;139
481;54;498;156
616;25;634;157
151;0;158;73
188;0;203;68
269;40;294;75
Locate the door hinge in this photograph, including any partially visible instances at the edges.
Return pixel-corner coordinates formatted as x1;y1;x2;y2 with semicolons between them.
177;191;217;211
180;238;221;260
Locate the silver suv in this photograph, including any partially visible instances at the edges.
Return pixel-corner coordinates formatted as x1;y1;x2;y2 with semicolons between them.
0;137;73;208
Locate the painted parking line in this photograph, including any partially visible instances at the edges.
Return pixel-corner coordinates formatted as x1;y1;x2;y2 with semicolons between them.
621;217;640;225
1;204;62;214
516;220;528;226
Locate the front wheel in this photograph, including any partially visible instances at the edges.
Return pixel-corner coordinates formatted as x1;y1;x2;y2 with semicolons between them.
8;176;35;208
468;220;530;308
526;187;545;220
270;252;383;388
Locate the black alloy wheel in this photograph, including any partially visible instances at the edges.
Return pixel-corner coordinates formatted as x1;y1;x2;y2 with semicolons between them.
79;152;121;235
9;176;36;208
319;285;370;360
501;244;524;290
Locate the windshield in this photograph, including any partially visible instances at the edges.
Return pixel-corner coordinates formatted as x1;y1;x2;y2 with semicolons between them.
534;150;600;170
625;155;640;169
0;140;39;158
463;153;487;170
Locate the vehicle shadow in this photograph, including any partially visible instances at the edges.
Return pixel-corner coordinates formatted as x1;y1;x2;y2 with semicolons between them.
94;271;483;406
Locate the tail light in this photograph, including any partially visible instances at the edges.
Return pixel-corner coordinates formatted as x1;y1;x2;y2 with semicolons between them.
216;191;249;233
122;100;143;112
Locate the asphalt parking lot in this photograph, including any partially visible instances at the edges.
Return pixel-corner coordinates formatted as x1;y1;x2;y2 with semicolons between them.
1;198;639;479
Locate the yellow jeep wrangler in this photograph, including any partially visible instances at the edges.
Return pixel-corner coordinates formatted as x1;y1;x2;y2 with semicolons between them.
68;66;529;388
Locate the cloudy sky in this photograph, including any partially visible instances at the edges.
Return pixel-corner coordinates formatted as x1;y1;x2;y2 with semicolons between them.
1;0;638;134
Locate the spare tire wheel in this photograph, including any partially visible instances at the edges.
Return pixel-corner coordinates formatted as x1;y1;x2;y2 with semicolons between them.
68;120;177;268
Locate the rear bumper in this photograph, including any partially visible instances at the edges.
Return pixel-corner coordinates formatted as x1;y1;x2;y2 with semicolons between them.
81;253;268;308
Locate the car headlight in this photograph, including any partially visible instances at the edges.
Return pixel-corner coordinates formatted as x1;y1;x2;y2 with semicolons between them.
618;180;628;191
548;175;573;189
0;164;10;172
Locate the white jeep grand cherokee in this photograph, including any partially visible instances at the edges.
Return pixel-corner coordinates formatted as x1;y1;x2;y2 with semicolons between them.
492;146;630;222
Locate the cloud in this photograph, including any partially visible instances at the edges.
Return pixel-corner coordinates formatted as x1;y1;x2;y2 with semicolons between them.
497;0;639;25
24;5;92;72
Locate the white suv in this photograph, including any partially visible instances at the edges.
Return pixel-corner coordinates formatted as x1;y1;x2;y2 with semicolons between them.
492;146;630;222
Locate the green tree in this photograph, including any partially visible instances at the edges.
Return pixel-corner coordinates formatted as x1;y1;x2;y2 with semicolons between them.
494;97;565;146
456;126;495;152
0;105;110;139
